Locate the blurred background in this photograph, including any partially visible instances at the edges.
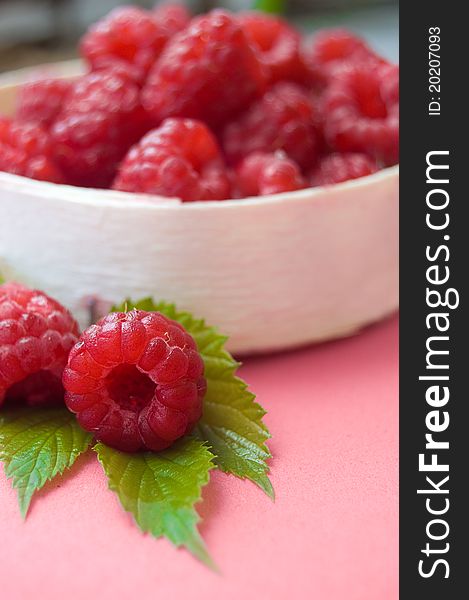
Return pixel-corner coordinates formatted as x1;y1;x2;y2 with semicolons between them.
0;0;398;73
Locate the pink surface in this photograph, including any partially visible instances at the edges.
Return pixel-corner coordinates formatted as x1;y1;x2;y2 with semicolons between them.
0;316;398;600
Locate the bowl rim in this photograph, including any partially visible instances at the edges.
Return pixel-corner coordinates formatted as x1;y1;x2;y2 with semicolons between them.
0;165;399;211
0;59;399;212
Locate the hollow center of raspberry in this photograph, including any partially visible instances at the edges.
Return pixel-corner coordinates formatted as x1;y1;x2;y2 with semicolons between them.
105;364;156;412
5;370;64;407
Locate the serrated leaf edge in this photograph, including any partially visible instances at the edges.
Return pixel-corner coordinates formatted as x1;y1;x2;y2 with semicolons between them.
0;410;93;517
94;439;217;569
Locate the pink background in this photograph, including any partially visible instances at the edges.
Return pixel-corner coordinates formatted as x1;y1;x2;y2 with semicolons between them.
0;316;398;600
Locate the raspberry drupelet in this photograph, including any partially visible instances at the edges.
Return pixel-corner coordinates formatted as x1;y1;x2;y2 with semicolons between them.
222;82;321;170
0;282;79;408
142;10;267;127
113;118;230;200
323;63;399;166
310;152;377;186
236;152;306;196
0;117;64;183
63;310;206;453
51;69;149;188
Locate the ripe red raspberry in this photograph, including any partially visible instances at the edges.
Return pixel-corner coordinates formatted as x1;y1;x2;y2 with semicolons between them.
310;152;377;186
0;282;79;408
63;310;206;453
222;82;321;170
51;70;149;188
311;29;373;66
0;117;64;183
306;28;382;85
113;118;230;201
237;11;305;84
153;3;191;37
323;64;399;166
16;78;72;129
236;152;306;197
142;10;267;127
80;6;169;84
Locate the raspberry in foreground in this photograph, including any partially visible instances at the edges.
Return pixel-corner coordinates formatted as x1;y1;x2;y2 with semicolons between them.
16;78;72;129
142;10;267;127
0;117;64;183
236;152;306;196
80;6;169;84
0;282;79;408
237;11;304;84
113;118;230;201
51;70;149;188
310;153;377;186
323;64;399;166
222;82;321;170
63;310;206;453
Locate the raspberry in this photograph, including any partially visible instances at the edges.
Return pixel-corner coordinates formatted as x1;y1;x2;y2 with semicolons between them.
222;82;321;170
113;118;230;201
63;310;206;453
306;29;382;84
323;64;399;166
237;11;304;83
142;10;267;127
311;29;373;67
310;152;377;186
236;152;306;197
80;6;169;84
153;3;191;37
0;117;64;183
51;70;149;188
16;78;72;129
0;282;79;408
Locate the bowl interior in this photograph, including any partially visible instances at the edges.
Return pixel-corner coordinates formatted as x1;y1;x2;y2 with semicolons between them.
0;59;398;209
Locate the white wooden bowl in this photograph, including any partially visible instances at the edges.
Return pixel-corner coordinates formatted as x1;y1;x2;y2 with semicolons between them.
0;62;398;355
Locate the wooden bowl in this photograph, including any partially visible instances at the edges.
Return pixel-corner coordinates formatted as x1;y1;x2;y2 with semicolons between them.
0;62;399;354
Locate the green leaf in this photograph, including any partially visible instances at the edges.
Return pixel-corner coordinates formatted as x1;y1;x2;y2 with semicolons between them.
113;299;274;499
0;408;93;517
95;438;215;567
253;0;286;14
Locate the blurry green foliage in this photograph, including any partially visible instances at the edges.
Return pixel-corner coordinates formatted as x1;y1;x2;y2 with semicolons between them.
253;0;286;15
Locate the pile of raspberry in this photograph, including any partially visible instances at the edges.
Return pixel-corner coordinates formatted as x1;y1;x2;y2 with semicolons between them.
0;4;399;200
